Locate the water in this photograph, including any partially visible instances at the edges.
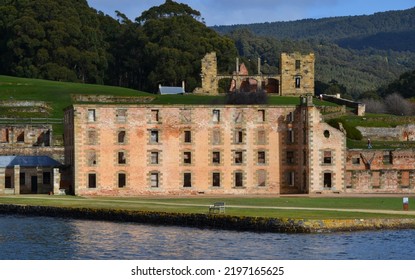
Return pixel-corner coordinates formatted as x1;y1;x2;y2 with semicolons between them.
0;214;414;260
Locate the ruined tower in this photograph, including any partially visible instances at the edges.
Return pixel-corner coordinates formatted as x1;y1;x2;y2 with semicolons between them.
194;52;218;95
280;53;315;96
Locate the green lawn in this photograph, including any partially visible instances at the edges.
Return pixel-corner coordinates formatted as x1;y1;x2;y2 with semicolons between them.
0;75;338;112
0;196;413;219
328;113;415;149
340;113;415;128
0;75;150;136
0;75;150;118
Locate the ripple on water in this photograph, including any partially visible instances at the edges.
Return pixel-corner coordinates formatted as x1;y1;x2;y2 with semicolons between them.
1;215;415;260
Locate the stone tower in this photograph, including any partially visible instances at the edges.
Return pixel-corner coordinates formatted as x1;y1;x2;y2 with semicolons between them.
280;53;315;96
194;52;218;95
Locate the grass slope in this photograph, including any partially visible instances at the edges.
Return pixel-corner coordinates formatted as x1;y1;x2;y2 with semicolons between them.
0;196;413;219
328;113;415;149
0;75;336;115
0;75;150;119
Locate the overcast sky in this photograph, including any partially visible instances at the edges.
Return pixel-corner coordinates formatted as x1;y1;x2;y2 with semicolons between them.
87;0;415;26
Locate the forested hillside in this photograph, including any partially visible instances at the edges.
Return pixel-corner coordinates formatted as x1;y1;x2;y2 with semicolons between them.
215;7;415;96
1;0;415;96
0;0;237;93
213;8;415;43
228;29;415;96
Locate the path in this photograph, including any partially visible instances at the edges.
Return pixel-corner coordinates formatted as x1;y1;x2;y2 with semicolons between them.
3;195;415;216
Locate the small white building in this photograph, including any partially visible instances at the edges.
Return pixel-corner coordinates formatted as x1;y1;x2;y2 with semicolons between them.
158;83;185;95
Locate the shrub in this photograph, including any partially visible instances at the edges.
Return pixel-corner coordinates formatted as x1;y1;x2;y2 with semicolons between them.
225;91;268;104
327;118;363;140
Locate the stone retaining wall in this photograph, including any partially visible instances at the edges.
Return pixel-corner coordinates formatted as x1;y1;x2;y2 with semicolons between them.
0;204;414;233
322;94;365;116
357;124;415;141
71;94;156;104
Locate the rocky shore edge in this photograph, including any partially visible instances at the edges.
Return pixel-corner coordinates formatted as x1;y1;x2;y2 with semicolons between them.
1;204;415;233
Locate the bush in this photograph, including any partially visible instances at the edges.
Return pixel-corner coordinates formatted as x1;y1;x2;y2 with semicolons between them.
225;91;268;104
327;118;363;140
361;98;386;114
361;93;414;116
385;93;414;116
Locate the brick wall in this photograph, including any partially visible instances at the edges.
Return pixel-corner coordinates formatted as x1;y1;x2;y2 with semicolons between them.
345;149;415;193
69;104;327;196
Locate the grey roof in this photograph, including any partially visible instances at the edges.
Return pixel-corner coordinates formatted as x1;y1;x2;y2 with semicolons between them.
0;156;61;168
159;86;185;95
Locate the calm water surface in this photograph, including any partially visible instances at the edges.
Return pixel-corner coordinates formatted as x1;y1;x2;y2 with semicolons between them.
0;214;414;260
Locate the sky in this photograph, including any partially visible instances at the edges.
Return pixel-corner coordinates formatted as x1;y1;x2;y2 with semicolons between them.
87;0;415;26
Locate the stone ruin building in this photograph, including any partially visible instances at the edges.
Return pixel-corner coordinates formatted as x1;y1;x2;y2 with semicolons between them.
2;51;415;196
194;52;315;96
0;123;65;195
63;96;347;196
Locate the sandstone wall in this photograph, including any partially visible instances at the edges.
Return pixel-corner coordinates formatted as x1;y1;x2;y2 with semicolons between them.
280;53;315;96
345;149;415;193
69;104;317;196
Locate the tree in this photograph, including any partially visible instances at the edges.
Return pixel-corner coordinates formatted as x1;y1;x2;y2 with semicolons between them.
0;0;108;83
381;70;415;98
384;93;414;116
361;98;386;114
136;0;237;92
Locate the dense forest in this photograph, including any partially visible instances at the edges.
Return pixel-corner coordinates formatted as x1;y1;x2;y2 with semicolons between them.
213;8;415;43
0;0;236;93
1;0;415;97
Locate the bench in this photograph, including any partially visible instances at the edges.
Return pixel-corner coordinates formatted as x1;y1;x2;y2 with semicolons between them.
209;202;225;214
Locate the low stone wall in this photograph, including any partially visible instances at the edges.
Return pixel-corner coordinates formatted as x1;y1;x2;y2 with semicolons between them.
72;94;156;104
357;125;415;141
0;100;49;108
0;204;414;233
0;101;51;115
322;94;365;116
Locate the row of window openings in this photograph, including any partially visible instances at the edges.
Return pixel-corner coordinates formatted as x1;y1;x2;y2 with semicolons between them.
0;131;25;143
4;172;51;188
151;130;251;144
96;130;266;145
90;126;303;147
92;150;268;166
88;172;266;189
88;109;268;124
347;171;411;188
93;150;330;166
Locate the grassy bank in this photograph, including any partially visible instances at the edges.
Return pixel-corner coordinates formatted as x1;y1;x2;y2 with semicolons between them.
0;195;414;219
0;75;336;110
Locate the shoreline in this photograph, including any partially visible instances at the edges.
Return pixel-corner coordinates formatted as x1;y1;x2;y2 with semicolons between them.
1;204;415;233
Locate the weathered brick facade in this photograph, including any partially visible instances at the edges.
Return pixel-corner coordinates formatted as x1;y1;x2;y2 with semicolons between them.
64;96;346;196
0;124;52;148
63;95;415;196
345;149;415;194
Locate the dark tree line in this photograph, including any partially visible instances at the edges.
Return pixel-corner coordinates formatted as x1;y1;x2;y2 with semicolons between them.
0;0;107;84
2;0;415;98
0;0;237;93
